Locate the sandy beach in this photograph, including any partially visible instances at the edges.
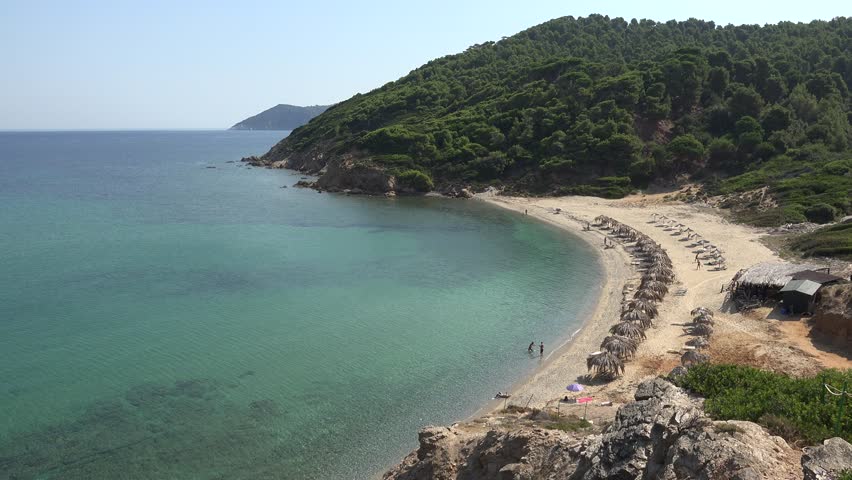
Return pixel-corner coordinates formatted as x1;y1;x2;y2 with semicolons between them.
477;192;851;415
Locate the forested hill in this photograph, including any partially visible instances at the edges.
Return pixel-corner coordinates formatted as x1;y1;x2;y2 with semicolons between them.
230;104;328;130
259;15;851;226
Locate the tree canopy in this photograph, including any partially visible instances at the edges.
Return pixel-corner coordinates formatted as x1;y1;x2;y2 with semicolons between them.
266;15;851;224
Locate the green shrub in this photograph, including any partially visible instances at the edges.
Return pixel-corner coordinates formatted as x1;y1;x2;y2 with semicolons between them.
678;364;852;445
804;203;838;224
789;223;852;260
396;170;434;192
544;415;592;432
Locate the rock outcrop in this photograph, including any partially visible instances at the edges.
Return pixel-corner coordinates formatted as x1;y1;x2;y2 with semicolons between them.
812;284;852;347
801;437;852;480
246;142;400;195
384;378;803;480
571;378;799;480
384;425;579;480
313;156;395;194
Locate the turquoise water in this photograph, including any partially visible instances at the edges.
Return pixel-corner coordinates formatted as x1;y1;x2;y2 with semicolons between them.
0;131;602;479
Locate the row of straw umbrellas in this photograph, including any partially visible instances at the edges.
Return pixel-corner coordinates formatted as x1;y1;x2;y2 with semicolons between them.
650;213;727;270
586;215;676;379
680;307;714;367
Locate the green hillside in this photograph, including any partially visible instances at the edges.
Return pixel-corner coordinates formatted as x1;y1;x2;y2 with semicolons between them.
263;15;851;222
231;104;328;130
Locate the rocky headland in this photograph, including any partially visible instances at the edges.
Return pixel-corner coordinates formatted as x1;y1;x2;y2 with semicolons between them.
384;378;851;480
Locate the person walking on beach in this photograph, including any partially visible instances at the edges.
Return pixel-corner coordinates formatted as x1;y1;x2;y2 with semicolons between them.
539;342;544;357
696;258;702;270
527;341;535;353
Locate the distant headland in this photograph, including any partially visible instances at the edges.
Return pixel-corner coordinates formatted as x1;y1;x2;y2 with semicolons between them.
229;104;329;131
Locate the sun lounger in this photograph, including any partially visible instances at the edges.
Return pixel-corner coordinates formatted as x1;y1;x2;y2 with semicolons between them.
674;288;687;296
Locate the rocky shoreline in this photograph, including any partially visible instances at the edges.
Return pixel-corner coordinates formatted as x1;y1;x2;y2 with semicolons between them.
240;154;477;198
384;377;851;480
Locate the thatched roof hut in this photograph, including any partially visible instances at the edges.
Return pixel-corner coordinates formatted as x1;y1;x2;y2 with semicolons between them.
730;261;821;309
732;262;820;290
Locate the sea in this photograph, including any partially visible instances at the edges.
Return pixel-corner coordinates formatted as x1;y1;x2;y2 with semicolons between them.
0;130;602;479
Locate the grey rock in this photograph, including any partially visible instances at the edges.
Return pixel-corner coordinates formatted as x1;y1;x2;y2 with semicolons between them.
802;437;852;480
384;379;801;480
668;366;689;380
571;378;799;480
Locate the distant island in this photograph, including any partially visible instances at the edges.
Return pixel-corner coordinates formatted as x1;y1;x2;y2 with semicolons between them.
229;104;329;131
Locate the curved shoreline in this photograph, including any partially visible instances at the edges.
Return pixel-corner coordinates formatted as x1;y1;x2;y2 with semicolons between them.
473;195;634;412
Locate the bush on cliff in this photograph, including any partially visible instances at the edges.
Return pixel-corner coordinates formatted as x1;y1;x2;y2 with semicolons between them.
677;364;852;445
396;170;434;192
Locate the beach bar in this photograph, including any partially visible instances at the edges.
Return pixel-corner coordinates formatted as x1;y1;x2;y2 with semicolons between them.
779;279;821;314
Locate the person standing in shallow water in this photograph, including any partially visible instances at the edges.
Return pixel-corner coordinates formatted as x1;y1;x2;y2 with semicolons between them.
527;341;535;353
539;342;544;357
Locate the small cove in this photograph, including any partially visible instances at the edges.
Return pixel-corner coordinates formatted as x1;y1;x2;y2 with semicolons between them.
0;131;603;479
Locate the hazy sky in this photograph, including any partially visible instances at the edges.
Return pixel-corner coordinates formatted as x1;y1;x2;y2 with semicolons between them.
1;0;846;130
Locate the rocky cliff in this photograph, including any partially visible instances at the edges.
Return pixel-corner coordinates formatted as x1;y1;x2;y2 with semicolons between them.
384;378;852;480
242;145;397;195
812;284;852;347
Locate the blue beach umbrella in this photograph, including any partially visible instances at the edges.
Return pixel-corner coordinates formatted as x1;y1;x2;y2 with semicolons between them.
566;383;584;392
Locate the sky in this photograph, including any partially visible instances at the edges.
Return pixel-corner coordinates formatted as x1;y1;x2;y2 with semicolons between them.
0;0;847;130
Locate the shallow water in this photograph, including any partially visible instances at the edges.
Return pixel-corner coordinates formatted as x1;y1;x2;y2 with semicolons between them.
0;131;602;479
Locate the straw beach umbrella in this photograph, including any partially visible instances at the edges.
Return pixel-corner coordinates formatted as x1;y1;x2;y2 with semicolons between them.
693;314;714;325
649;264;674;277
629;298;658;318
641;280;669;296
586;351;625;378
691;324;714;337
643;271;673;283
621;309;652;329
601;335;638;359
681;350;709;366
690;307;714;317
610;321;647;340
635;288;664;302
687;337;710;349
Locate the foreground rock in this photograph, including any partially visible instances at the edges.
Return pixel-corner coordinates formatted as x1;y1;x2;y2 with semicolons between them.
384;378;802;480
801;437;852;480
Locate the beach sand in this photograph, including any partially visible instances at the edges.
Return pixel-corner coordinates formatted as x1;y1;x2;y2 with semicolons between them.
477;192;851;414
